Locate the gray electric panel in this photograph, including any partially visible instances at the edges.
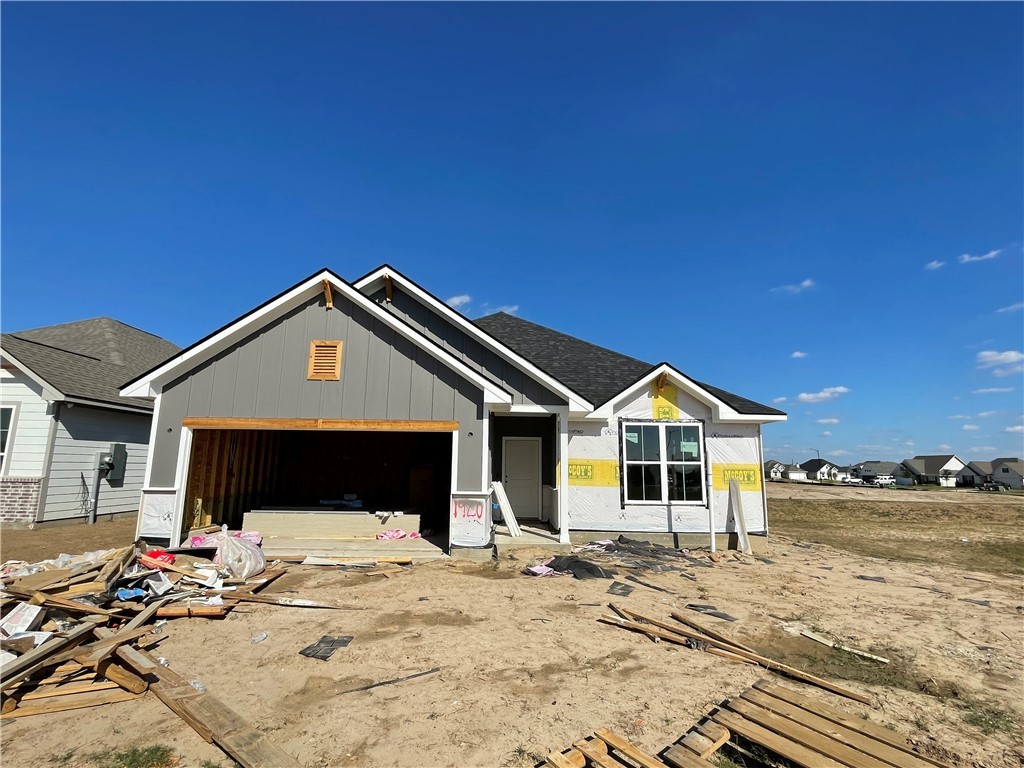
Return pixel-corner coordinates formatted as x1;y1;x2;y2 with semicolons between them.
107;443;127;482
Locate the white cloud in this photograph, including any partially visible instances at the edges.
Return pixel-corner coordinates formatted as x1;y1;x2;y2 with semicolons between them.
996;302;1024;313
924;260;945;270
977;350;1024;371
993;365;1024;378
948;415;971;420
772;397;788;404
973;387;1013;394
796;386;850;403
492;304;519;315
937;443;952;451
831;449;851;457
771;278;815;295
959;249;1000;264
446;294;471;309
791;351;808;359
963;424;980;431
970;446;997;453
1006;425;1024;433
821;431;832;437
977;411;998;417
816;418;839;424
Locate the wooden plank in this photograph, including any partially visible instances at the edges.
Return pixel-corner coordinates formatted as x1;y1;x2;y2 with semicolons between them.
694;722;729;756
92;660;149;694
678;731;715;758
670;614;758;655
1;688;142;719
543;749;583;768
726;698;893;768
133;647;301;768
0;622;95;691
799;631;890;664
661;745;713;768
751;682;955;768
739;689;936;768
47;626;154;666
594;728;670;768
575;738;626;768
711;709;848;768
91;628;158;674
19;680;120;701
182;417;460;431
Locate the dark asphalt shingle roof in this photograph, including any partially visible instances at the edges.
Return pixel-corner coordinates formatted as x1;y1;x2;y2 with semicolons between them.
473;312;784;416
800;458;834;472
903;455;961;476
1;318;180;411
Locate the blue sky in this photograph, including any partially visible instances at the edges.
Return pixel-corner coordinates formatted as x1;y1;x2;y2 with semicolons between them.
3;3;1022;464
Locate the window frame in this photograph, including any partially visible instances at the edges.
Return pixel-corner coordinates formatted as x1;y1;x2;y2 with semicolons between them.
0;404;16;476
618;418;707;506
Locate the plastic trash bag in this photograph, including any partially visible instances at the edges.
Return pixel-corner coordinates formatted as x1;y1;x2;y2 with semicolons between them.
213;526;265;578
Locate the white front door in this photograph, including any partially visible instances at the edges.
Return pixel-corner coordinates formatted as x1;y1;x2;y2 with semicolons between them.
502;437;541;520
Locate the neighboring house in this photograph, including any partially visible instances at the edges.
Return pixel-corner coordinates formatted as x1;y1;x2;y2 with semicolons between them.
833;466;853;482
958;461;992;487
0;318;179;526
852;461;900;482
799;458;838;482
991;458;1024;490
960;458;1024;490
901;455;967;487
782;464;807;482
764;460;786;481
121;266;786;547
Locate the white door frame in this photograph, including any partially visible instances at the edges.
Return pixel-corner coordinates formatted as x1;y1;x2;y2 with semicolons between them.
501;436;542;520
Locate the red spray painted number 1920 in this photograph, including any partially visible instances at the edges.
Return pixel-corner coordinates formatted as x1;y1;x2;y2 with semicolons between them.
453;501;484;520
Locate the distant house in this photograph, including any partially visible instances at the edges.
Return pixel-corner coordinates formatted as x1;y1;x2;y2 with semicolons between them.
901;455;966;487
783;464;807;482
852;461;900;482
833;465;853;482
991;458;1023;490
764;460;786;481
958;461;992;487
799;458;838;482
0;318;179;526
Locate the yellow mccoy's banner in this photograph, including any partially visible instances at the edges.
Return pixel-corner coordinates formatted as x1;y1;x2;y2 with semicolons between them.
568;458;620;487
651;382;679;420
712;464;763;492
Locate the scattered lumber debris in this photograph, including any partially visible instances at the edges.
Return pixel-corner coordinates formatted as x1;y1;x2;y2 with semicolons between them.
668;679;958;768
600;604;871;703
799;629;890;663
543;727;677;768
341;667;441;694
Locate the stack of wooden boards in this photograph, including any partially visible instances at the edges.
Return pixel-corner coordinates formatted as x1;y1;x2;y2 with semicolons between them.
243;509;446;563
543;681;956;768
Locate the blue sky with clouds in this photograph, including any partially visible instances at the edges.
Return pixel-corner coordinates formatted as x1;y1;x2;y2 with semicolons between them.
2;3;1022;464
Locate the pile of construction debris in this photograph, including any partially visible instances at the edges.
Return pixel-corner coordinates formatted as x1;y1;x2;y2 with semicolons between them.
0;538;328;766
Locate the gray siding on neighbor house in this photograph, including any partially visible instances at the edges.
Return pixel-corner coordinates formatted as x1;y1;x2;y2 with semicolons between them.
150;294;485;491
370;286;569;408
43;405;151;521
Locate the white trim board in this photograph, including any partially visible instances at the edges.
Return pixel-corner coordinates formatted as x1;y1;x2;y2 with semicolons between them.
588;363;787;424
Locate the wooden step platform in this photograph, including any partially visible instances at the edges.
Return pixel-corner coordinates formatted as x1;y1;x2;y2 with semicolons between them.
669;678;955;768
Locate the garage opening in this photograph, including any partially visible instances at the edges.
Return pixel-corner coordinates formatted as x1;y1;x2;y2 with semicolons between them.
182;428;453;539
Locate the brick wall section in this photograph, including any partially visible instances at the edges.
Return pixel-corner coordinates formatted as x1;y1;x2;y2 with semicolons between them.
0;477;41;525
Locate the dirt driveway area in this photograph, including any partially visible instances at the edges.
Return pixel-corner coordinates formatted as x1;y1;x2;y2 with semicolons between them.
1;488;1021;768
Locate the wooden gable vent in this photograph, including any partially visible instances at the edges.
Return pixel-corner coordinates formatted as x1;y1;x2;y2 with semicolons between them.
307;340;342;381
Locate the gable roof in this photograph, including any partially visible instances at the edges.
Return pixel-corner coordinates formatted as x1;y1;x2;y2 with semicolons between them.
352;265;593;412
474;312;784;417
1;318;180;412
799;458;834;472
764;460;786;470
903;454;964;476
856;460;900;475
120;268;513;406
992;457;1024;475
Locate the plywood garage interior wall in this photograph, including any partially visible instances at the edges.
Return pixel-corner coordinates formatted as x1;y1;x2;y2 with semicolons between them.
182;427;453;533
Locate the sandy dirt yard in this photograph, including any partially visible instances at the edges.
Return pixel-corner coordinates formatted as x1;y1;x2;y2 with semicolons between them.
1;485;1021;768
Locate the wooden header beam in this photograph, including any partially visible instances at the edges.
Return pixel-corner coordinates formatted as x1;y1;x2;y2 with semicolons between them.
181;417;459;432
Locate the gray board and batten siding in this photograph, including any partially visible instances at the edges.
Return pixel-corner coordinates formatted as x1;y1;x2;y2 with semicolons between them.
43;404;150;521
369;286;569;409
149;293;485;492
